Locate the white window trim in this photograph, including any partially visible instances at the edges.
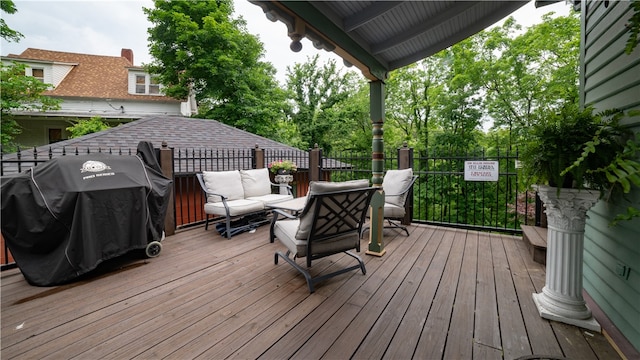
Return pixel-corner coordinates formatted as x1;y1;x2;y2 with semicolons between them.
28;67;45;82
133;73;163;96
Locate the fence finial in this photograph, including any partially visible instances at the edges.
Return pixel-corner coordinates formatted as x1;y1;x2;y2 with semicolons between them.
162;141;168;148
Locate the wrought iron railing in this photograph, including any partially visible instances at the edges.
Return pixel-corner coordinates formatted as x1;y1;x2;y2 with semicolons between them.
325;148;536;234
1;145;536;269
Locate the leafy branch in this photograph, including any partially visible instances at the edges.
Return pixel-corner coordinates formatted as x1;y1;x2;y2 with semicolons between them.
625;0;640;54
561;109;640;225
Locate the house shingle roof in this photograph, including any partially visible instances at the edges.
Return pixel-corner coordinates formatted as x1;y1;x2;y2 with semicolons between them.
5;48;179;103
2;116;309;174
48;116;299;150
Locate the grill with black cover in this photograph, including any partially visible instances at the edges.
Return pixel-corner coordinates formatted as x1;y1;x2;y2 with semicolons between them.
1;142;172;286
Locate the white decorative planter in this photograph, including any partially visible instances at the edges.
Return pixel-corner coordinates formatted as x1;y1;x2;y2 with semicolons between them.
532;185;601;332
274;174;294;195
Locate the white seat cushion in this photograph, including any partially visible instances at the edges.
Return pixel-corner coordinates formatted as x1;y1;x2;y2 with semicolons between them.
273;219;302;255
204;199;264;216
382;169;413;207
274;219;359;258
247;193;293;205
384;202;406;218
240;168;272;198
202;170;244;203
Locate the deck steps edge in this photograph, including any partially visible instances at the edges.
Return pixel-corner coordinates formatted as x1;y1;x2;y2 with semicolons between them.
521;225;547;265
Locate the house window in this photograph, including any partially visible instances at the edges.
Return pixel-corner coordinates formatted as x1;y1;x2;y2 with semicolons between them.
135;74;161;95
31;68;44;82
136;75;146;94
149;76;160;94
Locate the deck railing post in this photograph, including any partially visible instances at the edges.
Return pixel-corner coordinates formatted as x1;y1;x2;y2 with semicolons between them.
309;144;322;182
398;142;413;226
253;144;265;169
160;141;176;236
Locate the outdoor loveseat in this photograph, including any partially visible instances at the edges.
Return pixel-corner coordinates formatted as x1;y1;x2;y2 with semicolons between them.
197;168;293;238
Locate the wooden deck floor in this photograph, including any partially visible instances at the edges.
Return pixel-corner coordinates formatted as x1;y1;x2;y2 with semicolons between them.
1;224;621;359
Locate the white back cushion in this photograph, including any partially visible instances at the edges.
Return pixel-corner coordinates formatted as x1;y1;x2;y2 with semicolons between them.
382;169;413;207
240;168;271;198
202;170;244;202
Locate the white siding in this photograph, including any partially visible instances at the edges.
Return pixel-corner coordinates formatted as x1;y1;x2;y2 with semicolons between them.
50;64;74;87
56;98;183;116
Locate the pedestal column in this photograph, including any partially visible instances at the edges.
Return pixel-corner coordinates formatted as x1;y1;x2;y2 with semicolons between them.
532;185;601;331
274;174;293;195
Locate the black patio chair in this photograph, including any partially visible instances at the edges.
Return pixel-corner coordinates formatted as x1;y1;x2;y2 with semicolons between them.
270;180;375;293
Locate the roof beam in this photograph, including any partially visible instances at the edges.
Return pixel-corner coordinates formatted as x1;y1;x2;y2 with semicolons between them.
343;1;405;32
388;1;527;69
371;1;477;55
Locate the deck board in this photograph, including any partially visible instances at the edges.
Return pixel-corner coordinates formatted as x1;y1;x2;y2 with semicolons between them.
1;224;621;360
444;230;478;360
491;232;532;359
414;228;466;359
502;231;564;358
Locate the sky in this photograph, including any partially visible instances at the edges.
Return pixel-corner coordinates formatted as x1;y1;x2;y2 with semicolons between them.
1;0;572;84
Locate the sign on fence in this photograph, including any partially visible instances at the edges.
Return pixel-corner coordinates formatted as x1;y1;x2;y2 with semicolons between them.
464;161;499;182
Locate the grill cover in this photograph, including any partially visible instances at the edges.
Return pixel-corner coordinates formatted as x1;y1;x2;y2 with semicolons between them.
1;145;172;286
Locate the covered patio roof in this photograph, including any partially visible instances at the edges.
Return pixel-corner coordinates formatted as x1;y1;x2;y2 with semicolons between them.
250;1;528;80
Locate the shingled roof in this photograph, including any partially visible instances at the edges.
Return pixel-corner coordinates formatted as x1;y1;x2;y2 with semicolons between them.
4;48;179;103
43;116;299;151
1;116;309;174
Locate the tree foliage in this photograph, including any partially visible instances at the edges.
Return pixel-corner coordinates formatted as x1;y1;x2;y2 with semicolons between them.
285;55;366;152
1;1;61;151
1;64;61;151
0;0;23;43
66;117;111;138
476;14;580;143
626;0;640;54
430;39;484;154
144;0;287;137
385;60;441;153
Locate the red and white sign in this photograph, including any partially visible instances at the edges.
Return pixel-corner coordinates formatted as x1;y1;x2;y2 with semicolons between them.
464;161;499;182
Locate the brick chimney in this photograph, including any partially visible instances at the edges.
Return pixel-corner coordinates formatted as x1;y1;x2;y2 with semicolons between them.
121;48;134;65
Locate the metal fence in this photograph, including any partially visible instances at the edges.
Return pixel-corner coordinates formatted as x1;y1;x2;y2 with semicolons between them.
1;145;537;269
324;147;537;234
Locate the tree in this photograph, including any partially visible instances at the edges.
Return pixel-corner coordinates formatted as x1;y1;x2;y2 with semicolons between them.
385;60;442;153
66;117;111;138
328;84;371;152
1;0;23;43
1;1;61;151
144;0;288;137
476;14;580;144
430;39;484;154
285;55;364;152
1;63;61;151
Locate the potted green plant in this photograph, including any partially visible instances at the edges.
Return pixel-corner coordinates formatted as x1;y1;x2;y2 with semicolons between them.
268;160;297;175
520;104;640;221
521;105;638;189
519;103;640;331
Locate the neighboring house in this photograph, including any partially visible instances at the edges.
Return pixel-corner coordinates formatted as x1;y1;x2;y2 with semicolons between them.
581;1;640;354
1;48;197;148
